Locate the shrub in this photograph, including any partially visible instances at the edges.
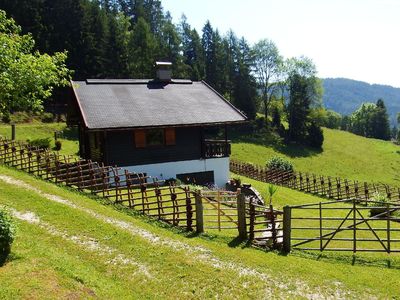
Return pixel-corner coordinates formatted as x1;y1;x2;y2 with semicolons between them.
40;112;55;123
9;111;33;123
266;156;294;172
28;137;51;150
54;140;62;151
0;207;16;263
369;191;389;207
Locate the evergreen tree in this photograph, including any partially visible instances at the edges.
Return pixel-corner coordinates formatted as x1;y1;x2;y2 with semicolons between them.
233;38;257;119
287;73;311;142
370;99;391;140
128;17;157;78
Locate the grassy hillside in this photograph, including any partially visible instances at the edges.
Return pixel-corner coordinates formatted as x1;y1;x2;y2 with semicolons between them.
1;166;400;298
232;127;400;186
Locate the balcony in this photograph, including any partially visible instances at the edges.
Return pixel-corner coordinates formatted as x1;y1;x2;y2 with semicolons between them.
202;139;231;158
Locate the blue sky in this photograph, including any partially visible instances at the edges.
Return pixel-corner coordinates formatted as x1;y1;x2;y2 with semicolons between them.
161;0;400;87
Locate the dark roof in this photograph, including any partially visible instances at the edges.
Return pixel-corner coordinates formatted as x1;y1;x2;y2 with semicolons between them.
72;79;247;129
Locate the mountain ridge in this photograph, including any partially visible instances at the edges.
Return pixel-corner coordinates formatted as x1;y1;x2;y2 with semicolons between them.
322;78;400;125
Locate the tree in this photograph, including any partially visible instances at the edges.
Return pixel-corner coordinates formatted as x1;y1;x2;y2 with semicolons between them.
349;103;376;137
370;99;391;140
307;121;324;148
252;39;283;124
349;100;391;140
287;73;311;142
0;10;70;120
128;17;158;78
285;56;323;107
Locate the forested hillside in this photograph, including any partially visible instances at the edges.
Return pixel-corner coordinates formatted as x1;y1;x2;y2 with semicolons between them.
323;78;400;125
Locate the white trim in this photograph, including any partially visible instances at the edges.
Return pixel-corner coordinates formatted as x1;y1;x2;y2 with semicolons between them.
125;158;229;187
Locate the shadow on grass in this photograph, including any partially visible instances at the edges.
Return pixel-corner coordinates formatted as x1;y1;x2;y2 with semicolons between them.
293;250;400;270
61;127;78;141
232;133;323;158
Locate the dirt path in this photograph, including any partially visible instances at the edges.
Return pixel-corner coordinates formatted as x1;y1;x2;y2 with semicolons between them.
0;174;366;299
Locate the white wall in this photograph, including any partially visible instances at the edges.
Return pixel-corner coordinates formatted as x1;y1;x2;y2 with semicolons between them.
124;157;229;187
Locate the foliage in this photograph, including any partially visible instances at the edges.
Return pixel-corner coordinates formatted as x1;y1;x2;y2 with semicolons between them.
0;10;70;119
287;73;311;142
9;112;33;124
324;110;342;129
0;207;16;262
252;39;284;123
40;112;55;123
267;184;278;205
348;99;391;140
54;140;62;151
323;78;400;126
306;121;324;148
266;156;294;172
28;138;51;150
368;191;390;207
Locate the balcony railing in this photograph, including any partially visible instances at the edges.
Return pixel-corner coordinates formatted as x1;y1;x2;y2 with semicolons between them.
202;139;231;158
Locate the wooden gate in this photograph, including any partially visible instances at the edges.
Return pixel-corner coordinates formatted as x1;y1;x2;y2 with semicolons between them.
286;199;400;253
201;190;239;231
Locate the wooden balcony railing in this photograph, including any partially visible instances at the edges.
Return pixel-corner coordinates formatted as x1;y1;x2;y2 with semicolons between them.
202;139;231;158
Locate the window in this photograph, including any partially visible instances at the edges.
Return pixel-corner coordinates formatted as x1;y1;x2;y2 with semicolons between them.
134;128;175;148
146;129;164;146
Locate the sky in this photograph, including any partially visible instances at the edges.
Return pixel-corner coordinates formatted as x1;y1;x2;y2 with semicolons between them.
161;0;400;88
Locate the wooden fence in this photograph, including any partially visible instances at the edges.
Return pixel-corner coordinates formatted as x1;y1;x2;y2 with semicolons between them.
284;199;400;253
0;137;283;247
230;160;400;202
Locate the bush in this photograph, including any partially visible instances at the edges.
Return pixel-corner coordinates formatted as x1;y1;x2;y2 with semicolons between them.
307;122;324;148
54;140;62;151
0;207;16;263
9;111;33;123
40;112;55;123
266;156;294;172
28;137;51;150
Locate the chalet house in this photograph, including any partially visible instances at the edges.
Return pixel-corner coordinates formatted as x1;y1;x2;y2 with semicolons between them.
70;62;246;186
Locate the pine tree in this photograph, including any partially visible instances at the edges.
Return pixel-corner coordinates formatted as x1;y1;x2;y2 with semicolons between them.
371;99;391;140
287;73;311;142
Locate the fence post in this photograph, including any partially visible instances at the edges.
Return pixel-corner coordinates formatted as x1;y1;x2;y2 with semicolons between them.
11;124;16;140
282;205;292;253
195;192;204;233
236;189;247;239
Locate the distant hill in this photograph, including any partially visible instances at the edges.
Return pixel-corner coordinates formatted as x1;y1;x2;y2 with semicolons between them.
322;78;400;125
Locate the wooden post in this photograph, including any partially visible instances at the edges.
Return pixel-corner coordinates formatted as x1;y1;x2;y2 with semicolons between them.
11;124;15;140
236;189;247;239
282;206;292;253
195;192;204;233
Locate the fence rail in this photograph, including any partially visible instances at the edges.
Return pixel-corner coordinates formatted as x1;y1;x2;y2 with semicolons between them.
230;160;400;202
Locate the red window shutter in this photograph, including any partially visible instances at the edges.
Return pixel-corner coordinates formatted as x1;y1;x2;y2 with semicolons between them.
134;130;146;148
165;128;176;146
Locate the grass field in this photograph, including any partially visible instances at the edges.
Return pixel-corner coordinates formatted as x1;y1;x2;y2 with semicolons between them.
0;123;79;157
232;127;400;186
1;165;400;298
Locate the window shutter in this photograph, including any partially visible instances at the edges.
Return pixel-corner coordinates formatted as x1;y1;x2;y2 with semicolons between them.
165;128;176;146
134;130;146;148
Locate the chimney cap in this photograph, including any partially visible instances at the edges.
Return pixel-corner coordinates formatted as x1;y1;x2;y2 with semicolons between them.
155;61;172;67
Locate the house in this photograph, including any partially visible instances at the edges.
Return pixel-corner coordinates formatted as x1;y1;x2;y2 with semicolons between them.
69;62;246;186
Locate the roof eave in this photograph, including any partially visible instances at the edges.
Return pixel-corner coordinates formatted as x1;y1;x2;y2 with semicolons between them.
85;120;248;132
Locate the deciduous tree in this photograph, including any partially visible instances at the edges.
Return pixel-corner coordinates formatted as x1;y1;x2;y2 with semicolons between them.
0;10;70;121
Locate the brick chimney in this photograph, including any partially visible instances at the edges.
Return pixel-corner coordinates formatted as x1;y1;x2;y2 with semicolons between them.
155;61;172;82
